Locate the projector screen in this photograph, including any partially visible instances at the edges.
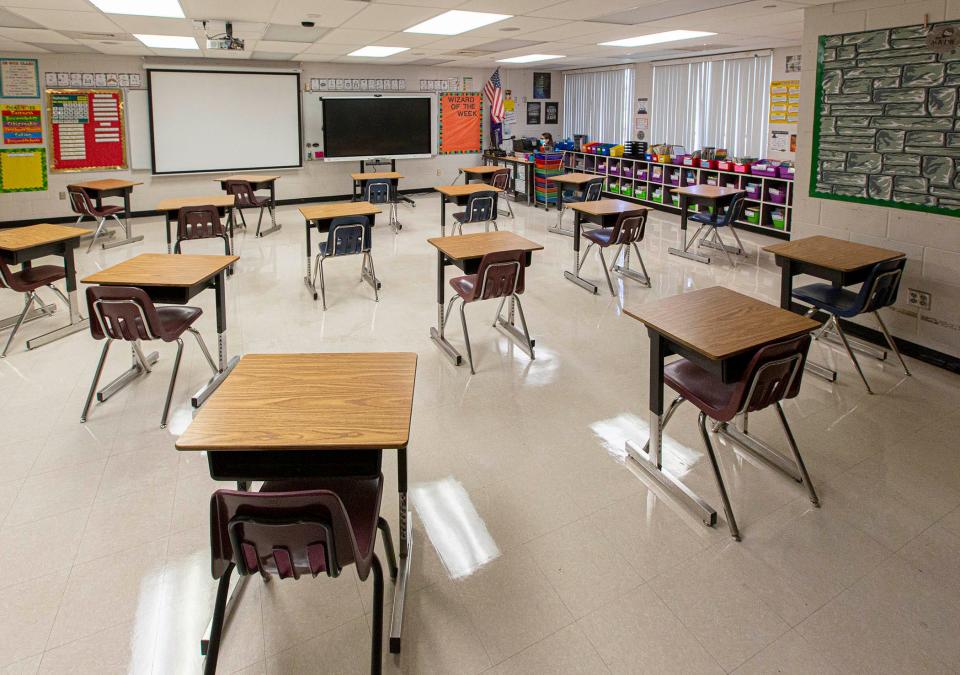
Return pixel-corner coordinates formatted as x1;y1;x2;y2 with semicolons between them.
321;95;435;160
147;69;302;174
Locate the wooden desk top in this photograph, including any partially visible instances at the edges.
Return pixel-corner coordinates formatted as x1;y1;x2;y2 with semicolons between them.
549;172;600;185
156;195;235;211
82;253;238;288
428;231;544;261
176;352;418;451
351;172;403;180
216;174;280;183
625;287;818;361
299;201;382;221
569;199;648;216
0;223;92;252
763;235;904;273
492;155;533;165
671;185;744;199
69;179;142;191
461;166;502;175
434;184;503;197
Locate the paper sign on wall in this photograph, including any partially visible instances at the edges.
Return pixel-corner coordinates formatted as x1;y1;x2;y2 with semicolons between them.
47;88;126;172
0;58;40;98
0;148;47;192
439;92;482;154
770;79;800;124
1;105;42;145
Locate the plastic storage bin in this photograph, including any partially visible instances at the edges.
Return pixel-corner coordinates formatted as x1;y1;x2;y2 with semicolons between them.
746;182;761;200
744;208;760;224
636;186;647;200
652;188;663;203
669;170;681;186
771;209;786;229
768;187;786;204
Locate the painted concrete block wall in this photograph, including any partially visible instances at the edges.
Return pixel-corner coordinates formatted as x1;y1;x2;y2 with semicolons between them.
795;0;960;357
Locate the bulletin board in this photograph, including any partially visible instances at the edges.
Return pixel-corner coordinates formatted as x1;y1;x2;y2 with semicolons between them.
438;92;482;154
0;148;47;192
46;88;127;172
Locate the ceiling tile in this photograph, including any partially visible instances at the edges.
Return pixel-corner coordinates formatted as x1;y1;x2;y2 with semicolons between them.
341;4;442;31
463;0;555;14
0;26;75;43
371;31;442;47
6;7;124;32
30;41;98;52
528;0;647;21
78;38;152;54
270;0;367;28
319;27;392;45
251;39;310;52
250;50;295;59
106;15;194;34
0;7;41;28
374;0;464;7
179;0;279;23
0;36;47;51
0;0;95;10
300;41;350;55
262;23;326;41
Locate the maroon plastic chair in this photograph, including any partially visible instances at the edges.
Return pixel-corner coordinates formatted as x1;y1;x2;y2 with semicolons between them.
658;334;819;540
224;180;268;236
81;285;218;428
0;261;68;357
204;477;398;675
68;186;124;252
175;205;234;275
489;169;515;219
446;249;533;374
579;210;650;294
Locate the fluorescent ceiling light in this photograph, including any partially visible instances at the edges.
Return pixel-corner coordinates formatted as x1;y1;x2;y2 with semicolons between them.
599;30;716;47
405;10;512;36
89;0;185;18
498;53;564;63
348;45;410;57
134;34;198;49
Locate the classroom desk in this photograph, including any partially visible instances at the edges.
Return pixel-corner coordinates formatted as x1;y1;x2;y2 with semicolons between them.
764;235;906;379
69;179;143;249
216;174;281;238
548;173;602;236
624;287;818;526
156;195;236;254
460;165;502;184
427;231;543;366
299;202;381;300
482;154;534;206
0;224;92;349
434;184;504;236
82;253;239;407
351;172;404;231
175;351;417;655
564;199;648;294
667;185;744;264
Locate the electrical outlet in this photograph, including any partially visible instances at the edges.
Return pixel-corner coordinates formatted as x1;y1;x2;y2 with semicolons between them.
58;191;66;200
436;169;442;176
907;288;932;311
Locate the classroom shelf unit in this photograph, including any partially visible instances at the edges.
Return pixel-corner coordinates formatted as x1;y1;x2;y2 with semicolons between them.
561;150;794;240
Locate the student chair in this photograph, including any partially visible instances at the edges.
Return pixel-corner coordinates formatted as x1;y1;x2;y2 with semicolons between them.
0;261;69;357
577;211;651;295
204;477;398;675
656;334;819;540
68;186;123;252
687;191;748;267
445;249;534;374
363;179;399;233
489;170;515;219
81;285;219;428
224;180;268;237
312;215;378;310
557;178;603;231
792;256;910;394
452;190;498;235
175;204;232;256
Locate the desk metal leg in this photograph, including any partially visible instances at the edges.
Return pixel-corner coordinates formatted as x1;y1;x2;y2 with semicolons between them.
390;446;412;654
256;184;282;238
430;250;462;365
302;222;315;294
165;213;173;254
192;272;239;407
26;248;89;349
668;195;710;264
106;196;144;249
548;191;573;237
440;195;447;236
564;212;599;294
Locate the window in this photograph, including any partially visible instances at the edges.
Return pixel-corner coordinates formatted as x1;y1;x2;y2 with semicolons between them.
651;53;772;157
563;67;634;142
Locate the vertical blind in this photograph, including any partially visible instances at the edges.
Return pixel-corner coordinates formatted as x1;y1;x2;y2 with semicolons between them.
650;54;772;157
563;67;635;142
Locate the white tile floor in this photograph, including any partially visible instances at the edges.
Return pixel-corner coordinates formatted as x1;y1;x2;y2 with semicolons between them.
0;194;958;674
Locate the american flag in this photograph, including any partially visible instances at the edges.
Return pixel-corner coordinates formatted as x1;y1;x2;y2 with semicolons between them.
484;68;504;123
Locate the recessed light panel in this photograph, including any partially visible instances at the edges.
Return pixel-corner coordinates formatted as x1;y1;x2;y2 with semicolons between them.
497;53;564;63
134;33;198;49
348;45;410;57
599;30;716;47
89;0;185;19
405;10;512;36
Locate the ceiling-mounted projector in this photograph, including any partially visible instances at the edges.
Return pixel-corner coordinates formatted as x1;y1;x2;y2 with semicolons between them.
203;20;244;51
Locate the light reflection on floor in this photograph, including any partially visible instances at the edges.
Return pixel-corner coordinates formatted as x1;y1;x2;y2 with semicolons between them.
589;411;703;477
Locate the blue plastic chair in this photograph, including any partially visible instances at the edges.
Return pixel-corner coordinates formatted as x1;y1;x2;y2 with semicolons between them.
364;179;399;233
792;256;910;393
687;191;747;266
311;215;378;310
452;190;498;235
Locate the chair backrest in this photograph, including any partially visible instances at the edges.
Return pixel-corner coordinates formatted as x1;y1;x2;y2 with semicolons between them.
464;190;498;223
473;249;526;301
583;179;604;202
857;257;906;313
85;285;164;341
68;186;95;217
325;215;371;256
363;180;391;205
719;192;747;226
225;180;257;207
0;261;19;291
177;204;225;242
209;477;383;582
726;334;812;418
611;211;648;245
490;170;510;191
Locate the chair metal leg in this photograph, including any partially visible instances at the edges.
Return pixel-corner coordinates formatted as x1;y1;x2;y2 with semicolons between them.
377;517;399;581
727;225;746;254
633;243;652;287
641;395;685;454
1;293;34;357
698;412;740;540
833;318;873;394
610;244;625;271
81;340;112;422
712;227;736;267
493;296;507;327
875;312;910;376
370;555;384;675
188;327;219;375
597;248;616;296
203;563;235;675
512;294;535;360
86;217;108;253
318;257;327;310
443;294;458;334
365;252;380;302
774;402;820;507
237;209;247;230
311;253;322;301
160;338;184;429
459;300;475;374
578;243;593;271
255;206;265;237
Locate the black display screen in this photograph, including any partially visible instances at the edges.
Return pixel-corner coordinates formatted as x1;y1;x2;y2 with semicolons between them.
322;97;432;158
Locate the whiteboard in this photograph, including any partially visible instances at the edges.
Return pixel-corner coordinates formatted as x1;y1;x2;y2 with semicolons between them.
147;69;302;174
126;88;151;170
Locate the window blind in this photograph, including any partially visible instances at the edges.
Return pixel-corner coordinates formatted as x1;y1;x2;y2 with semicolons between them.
562;67;635;143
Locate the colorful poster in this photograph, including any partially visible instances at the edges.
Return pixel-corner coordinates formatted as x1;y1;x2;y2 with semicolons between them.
544;101;558;124
526;101;541;125
0;148;47;192
439;92;482;155
1;105;42;145
770;79;800;124
0;58;40;98
533;72;551;99
47;89;126;172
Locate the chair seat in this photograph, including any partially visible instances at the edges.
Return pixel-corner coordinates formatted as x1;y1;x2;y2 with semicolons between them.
792;283;860;318
449;274;477;301
583;227;615;246
156;305;203;341
93;204;124;217
664;358;738;423
689;211;723;226
452;212;470;223
12;264;66;291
